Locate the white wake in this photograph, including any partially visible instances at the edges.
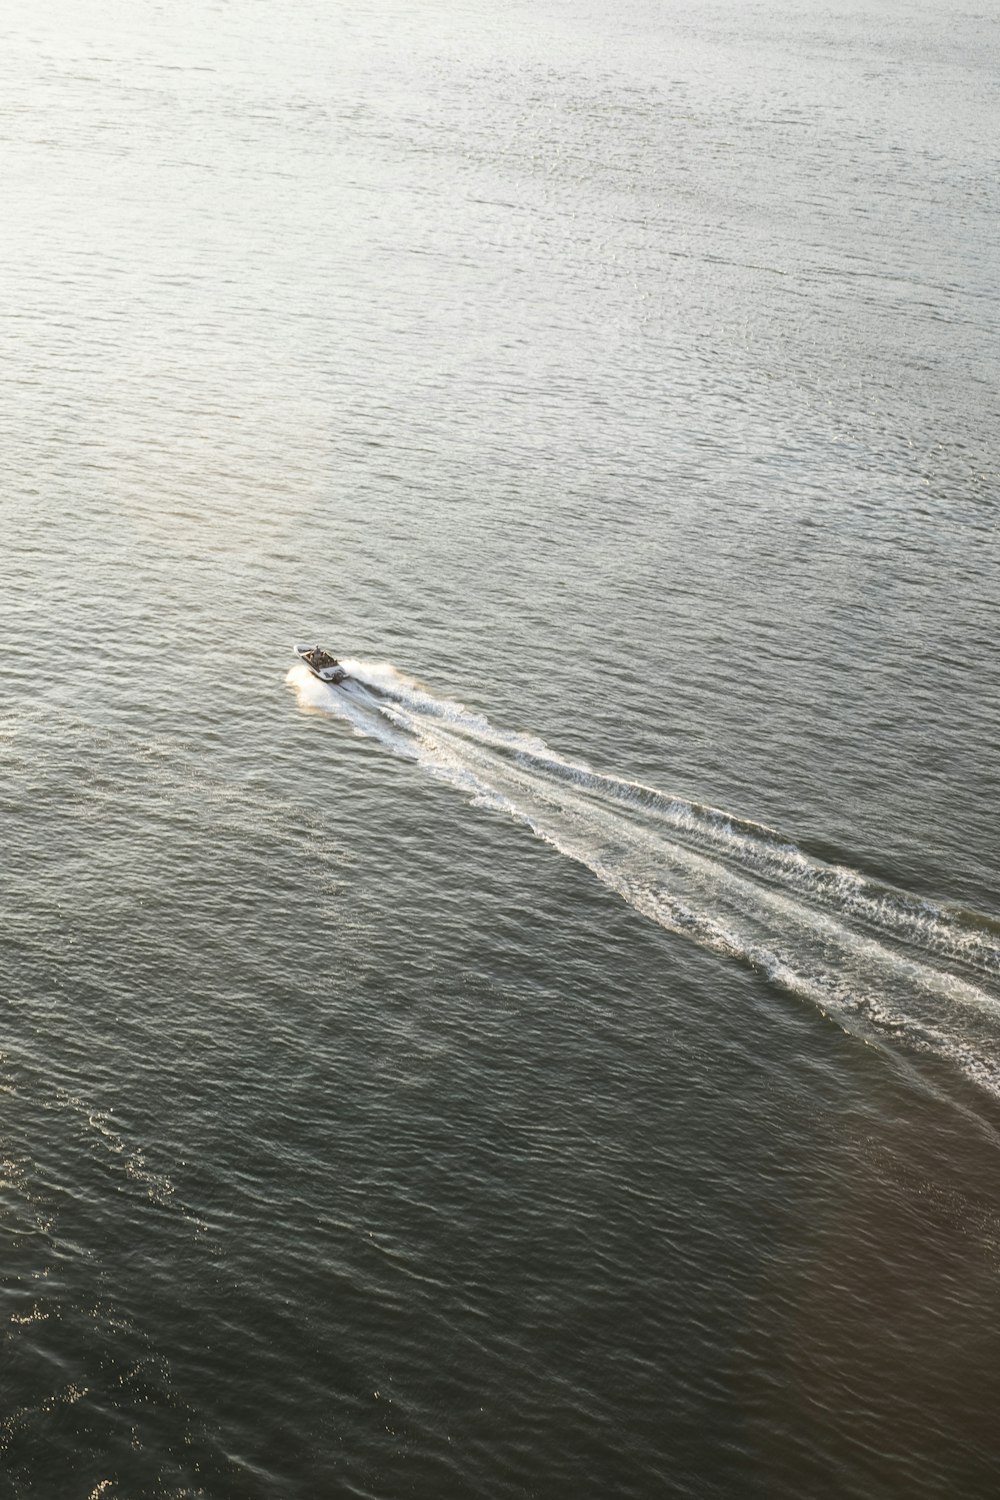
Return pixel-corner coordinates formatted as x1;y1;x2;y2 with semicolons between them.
288;659;1000;1096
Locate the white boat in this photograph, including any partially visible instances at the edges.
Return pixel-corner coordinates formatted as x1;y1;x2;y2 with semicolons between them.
294;643;348;684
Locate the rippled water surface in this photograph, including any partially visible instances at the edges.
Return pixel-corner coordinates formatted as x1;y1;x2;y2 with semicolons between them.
3;0;1000;1495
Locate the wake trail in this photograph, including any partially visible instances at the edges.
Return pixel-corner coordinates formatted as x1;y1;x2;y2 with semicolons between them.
288;660;1000;1095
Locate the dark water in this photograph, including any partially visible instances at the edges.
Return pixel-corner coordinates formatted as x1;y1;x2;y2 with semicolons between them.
3;0;1000;1495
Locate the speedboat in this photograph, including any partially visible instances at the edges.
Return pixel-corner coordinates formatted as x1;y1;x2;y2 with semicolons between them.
294;644;348;684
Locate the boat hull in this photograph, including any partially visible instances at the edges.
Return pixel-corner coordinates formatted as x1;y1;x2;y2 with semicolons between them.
294;644;348;684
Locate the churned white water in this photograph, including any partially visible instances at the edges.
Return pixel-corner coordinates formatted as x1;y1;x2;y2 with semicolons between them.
290;660;1000;1091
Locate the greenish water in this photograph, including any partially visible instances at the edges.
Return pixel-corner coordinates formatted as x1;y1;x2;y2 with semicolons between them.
2;1;999;1495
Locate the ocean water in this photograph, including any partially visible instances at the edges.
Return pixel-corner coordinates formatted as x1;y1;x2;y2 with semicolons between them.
2;0;1000;1495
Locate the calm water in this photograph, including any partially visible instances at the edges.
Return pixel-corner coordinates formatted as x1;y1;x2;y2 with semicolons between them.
3;0;1000;1495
